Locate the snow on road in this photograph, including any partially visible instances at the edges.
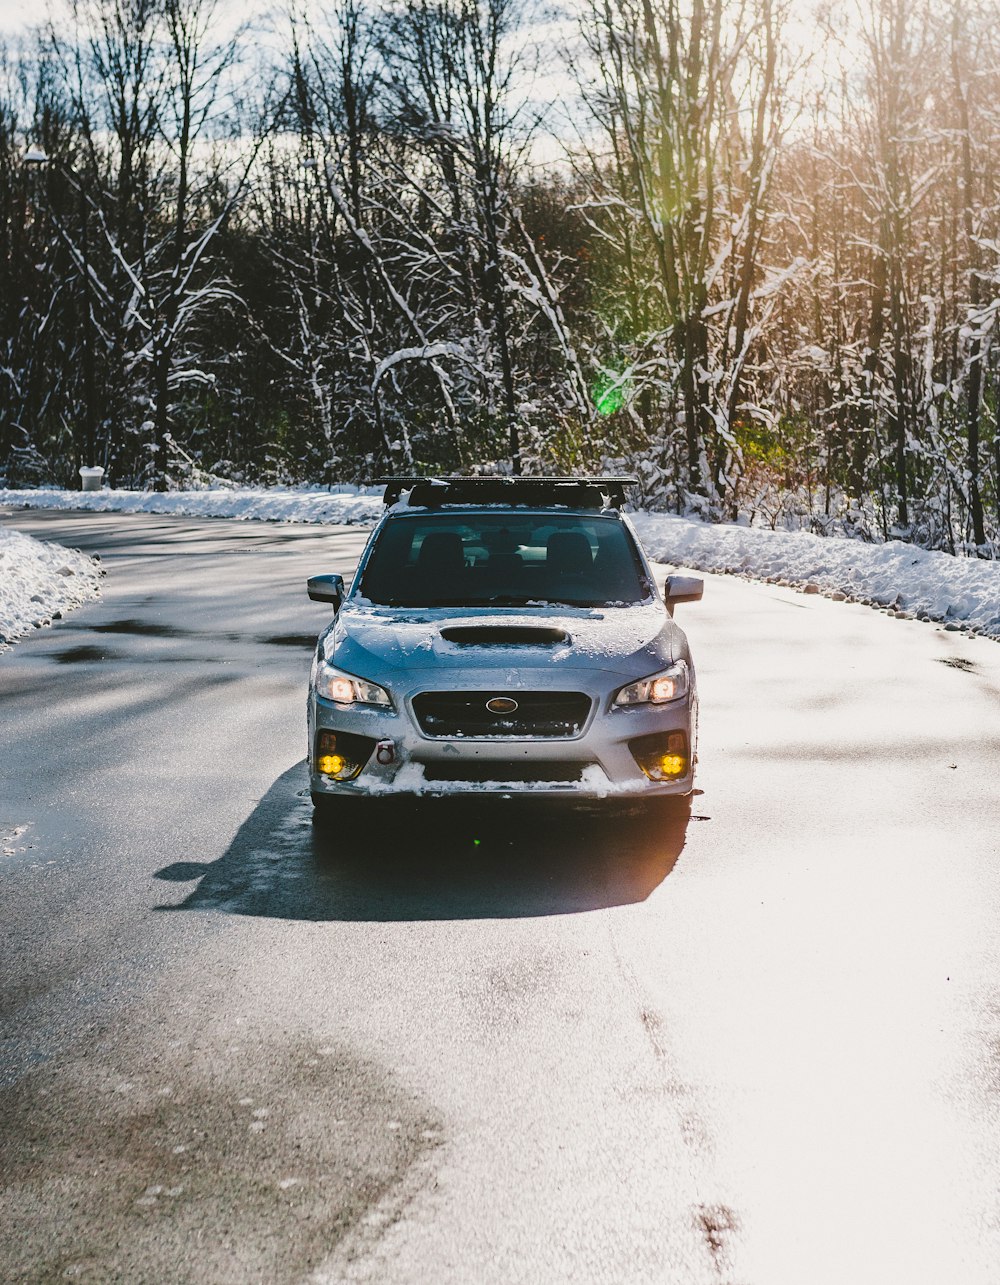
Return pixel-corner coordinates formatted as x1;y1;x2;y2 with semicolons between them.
0;524;103;649
2;485;998;640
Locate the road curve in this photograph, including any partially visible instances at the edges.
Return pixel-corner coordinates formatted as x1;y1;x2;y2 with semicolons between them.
2;508;999;1285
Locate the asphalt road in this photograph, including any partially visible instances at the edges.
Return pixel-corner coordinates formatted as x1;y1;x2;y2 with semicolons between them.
2;508;1000;1285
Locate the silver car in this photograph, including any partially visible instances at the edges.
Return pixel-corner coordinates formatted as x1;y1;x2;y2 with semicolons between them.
306;477;703;817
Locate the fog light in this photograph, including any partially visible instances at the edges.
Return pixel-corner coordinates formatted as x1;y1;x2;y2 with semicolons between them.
630;730;689;781
314;729;375;781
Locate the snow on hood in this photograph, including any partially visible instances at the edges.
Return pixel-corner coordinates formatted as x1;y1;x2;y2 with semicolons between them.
322;600;682;678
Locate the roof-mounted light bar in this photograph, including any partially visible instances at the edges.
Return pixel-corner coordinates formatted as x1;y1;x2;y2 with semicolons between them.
377;476;639;509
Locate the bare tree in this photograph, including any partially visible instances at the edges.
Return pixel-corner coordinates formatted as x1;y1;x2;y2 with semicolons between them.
570;0;793;507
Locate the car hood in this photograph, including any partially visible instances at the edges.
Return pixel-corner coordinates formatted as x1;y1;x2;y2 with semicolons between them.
320;601;684;680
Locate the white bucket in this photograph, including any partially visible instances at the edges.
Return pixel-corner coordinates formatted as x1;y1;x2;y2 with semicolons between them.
79;466;105;492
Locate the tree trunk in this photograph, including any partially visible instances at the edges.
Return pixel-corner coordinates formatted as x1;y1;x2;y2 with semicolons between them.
952;6;987;548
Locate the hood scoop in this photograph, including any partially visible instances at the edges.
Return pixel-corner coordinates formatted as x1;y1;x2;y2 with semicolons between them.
439;625;569;646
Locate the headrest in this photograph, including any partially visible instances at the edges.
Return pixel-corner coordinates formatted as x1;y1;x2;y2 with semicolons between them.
416;531;465;573
547;531;593;574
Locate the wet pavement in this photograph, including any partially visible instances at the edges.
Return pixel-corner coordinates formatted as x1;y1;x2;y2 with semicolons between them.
2;508;1000;1283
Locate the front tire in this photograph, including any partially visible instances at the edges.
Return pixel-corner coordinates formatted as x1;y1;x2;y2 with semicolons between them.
311;792;343;829
644;794;692;824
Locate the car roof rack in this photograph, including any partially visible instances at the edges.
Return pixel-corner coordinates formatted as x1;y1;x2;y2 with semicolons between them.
378;476;638;509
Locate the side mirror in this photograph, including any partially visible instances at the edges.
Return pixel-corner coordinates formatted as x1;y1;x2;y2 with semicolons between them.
663;575;703;614
307;573;345;610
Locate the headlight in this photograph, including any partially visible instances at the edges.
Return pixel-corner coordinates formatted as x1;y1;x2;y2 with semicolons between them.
614;660;688;707
311;657;392;707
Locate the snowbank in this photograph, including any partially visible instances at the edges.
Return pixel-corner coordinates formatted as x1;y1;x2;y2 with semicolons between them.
631;511;1000;639
0;524;103;648
0;484;384;527
2;485;998;640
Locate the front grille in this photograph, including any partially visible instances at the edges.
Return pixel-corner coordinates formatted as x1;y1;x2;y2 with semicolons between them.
412;691;592;739
422;762;587;784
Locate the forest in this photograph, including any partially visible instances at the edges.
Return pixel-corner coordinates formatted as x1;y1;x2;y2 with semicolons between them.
1;0;999;554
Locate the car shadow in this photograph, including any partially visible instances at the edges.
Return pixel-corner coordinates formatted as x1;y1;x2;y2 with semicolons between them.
153;763;690;921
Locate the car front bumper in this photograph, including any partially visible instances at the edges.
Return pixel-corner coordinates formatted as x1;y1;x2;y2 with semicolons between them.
308;673;697;801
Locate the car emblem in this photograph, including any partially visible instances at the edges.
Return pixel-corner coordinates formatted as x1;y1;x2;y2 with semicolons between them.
486;696;519;714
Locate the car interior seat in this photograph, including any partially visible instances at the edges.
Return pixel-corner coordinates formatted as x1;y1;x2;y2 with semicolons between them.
546;531;594;576
416;531;466;577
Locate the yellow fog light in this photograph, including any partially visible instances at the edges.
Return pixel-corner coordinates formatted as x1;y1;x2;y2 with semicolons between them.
656;753;687;779
313;729;375;781
631;730;689;781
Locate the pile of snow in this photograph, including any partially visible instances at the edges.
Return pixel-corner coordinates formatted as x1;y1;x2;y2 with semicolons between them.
2;485;998;640
0;484;383;527
631;511;1000;639
0;524;103;648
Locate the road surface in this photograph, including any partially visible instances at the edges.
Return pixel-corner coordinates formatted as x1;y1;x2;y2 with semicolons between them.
2;508;1000;1284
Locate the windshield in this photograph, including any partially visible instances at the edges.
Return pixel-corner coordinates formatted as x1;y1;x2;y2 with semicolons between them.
359;512;653;608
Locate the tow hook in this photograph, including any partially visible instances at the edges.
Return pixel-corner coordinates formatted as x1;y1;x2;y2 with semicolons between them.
375;739;396;766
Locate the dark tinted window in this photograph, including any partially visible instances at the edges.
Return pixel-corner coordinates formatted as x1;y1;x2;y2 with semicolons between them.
359;512;652;607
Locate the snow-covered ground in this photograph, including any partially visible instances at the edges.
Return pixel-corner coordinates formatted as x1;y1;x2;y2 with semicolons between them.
2;485;998;640
0;484;384;527
630;512;1000;639
0;524;103;649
